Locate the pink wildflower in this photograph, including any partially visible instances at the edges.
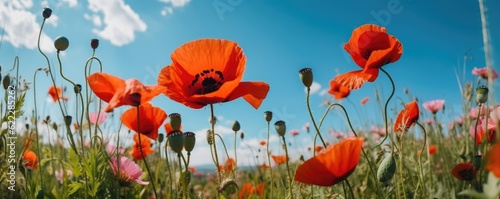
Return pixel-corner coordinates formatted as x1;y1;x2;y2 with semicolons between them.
289;129;300;136
472;67;499;80
89;112;107;125
110;156;149;186
422;99;445;114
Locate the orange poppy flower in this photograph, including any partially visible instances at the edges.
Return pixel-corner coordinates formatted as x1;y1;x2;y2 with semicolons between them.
259;140;266;146
328;80;350;99
271;155;287;165
188;166;196;173
120;103;167;140
130;134;155;160
238;182;256;199
486;143;500;178
428;145;437;155
294;137;363;186
451;162;477;181
87;72;166;112
23;149;39;169
315;145;324;152
255;182;265;197
158;39;270;109
394;101;419;133
259;163;270;169
48;85;68;102
221;158;236;173
332;24;403;90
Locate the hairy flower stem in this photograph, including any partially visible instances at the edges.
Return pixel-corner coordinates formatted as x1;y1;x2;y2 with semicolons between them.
415;122;428;197
373;68;396;149
136;106;157;198
281;136;293;198
266;121;274;198
210;104;222;184
397;133;407;199
306;87;327;148
473;104;482;158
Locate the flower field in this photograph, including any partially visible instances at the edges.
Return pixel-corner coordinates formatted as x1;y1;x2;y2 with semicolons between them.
1;5;500;199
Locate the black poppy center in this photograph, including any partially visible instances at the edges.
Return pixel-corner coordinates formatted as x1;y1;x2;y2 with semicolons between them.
189;68;224;95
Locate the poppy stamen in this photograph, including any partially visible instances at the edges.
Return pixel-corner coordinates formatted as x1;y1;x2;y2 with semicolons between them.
189;68;224;95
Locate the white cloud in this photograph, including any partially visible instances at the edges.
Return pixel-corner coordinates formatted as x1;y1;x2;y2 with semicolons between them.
0;0;56;53
61;0;78;8
159;0;190;16
305;81;322;95
319;88;328;96
83;13;101;27
86;0;147;46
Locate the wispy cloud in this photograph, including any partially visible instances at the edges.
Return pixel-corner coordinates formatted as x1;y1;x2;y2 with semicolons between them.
305;81;322;95
0;0;56;53
86;0;147;46
159;0;190;16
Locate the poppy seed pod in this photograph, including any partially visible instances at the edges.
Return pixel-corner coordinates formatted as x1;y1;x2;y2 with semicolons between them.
232;120;240;132
2;74;10;89
90;39;99;50
158;133;165;143
183;132;196;152
168;113;181;131
43;7;52;19
74;84;82;94
54;36;69;51
240;132;244;139
475;85;488;104
64;115;72;127
274;120;286;137
206;130;214;145
299;68;313;88
264;111;272;122
168;131;184;154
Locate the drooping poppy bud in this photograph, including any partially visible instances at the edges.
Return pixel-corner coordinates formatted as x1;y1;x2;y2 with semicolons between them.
275;120;286;137
299;68;313;88
54;36;69;51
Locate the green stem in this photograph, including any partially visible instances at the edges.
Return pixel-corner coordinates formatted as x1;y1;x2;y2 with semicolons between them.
267;121;274;198
164;137;173;198
282;136;293;198
136;106;157;198
32;68;44;188
179;153;187;199
373;68;396;149
415;122;428;197
306;87;327;148
210;104;222;184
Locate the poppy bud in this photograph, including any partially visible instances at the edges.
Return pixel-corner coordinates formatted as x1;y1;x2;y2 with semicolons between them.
168;113;181;131
158;133;165;143
218;179;238;195
274;120;286;137
377;153;397;183
206;130;214;145
264;111;272;122
2;74;10;89
54;36;69;51
183;132;196;153
74;84;82;94
90;39;99;50
64;115;72;127
299;68;313;88
232;120;240;132
240;132;244;140
43;7;52;19
168;130;184;154
52;122;58;131
475;85;488;104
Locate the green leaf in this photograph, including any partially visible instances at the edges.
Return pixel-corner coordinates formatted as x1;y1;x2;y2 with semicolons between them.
67;182;83;196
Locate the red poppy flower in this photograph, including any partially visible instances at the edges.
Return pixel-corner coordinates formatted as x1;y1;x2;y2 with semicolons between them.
259;163;270;169
164;122;183;135
259;140;266;146
130;133;155;160
120;104;167;140
332;24;403;90
428;145;437;155
271;155;287;165
486;143;500;178
48;85;68;102
294;137;363;186
220;158;237;173
328;80;350;99
315;145;324;152
451;162;477;181
394;101;419;133
23;149;39;169
87;72;166;112
158;39;270;109
238;183;256;199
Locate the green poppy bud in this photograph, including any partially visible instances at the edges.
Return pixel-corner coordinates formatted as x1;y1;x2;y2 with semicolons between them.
183;132;196;152
274;120;286;137
169;113;181;131
43;8;52;19
64;115;72;127
475;85;488;104
74;84;82;94
168;130;184;154
2;74;10;89
218;179;238;195
299;68;313;88
54;36;69;51
377;153;397;183
240;132;244;140
158;133;165;143
232;120;240;132
264;111;272;122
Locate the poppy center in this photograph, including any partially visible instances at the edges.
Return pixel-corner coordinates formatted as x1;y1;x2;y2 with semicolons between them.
188;69;224;95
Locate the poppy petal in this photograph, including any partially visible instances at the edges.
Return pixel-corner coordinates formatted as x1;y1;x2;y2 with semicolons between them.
225;82;270;109
121;104;167;140
486;143;500;178
332;70;372;90
294;156;336;186
451;162;477;181
394;101;420;133
328;80;351;99
87;73;126;103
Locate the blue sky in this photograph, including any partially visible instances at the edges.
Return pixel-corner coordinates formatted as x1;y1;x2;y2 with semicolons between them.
1;0;499;166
